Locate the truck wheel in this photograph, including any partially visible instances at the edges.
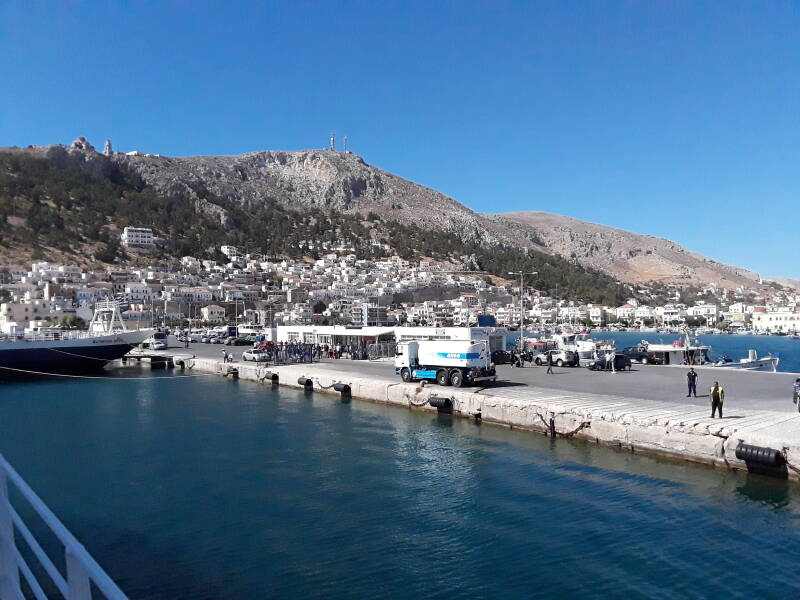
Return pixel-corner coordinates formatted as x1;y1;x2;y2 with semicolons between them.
556;359;564;367
401;368;412;383
436;370;450;386
450;369;464;387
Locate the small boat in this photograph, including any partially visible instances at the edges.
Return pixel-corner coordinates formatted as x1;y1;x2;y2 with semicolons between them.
641;335;711;366
709;349;779;372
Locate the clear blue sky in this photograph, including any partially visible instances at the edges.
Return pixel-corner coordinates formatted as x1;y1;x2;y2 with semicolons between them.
1;2;798;278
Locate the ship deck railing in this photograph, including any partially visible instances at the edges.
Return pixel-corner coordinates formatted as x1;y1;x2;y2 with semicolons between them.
0;330;128;343
0;454;127;599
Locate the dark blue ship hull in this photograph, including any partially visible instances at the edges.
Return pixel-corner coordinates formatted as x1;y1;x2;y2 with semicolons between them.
0;342;138;377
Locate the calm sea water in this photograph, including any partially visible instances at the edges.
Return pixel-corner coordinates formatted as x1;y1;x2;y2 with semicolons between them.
591;332;800;373
1;367;799;599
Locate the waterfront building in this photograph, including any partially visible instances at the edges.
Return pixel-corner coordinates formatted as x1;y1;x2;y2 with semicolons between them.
201;304;226;323
752;307;800;333
271;324;508;350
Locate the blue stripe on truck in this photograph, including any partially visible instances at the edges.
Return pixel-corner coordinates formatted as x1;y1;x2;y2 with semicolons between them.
435;352;480;359
413;370;437;379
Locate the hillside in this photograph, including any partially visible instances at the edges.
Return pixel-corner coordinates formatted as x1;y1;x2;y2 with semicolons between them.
488;212;764;289
1;138;784;296
0;140;627;304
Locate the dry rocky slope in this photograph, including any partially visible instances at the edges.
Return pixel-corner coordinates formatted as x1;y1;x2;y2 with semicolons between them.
8;141;777;289
489;212;764;289
116;148;512;246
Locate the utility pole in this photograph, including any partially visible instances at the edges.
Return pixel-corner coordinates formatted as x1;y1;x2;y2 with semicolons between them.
508;271;537;350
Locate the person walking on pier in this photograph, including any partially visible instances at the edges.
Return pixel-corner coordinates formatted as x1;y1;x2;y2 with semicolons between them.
546;350;554;375
710;381;725;418
686;368;698;397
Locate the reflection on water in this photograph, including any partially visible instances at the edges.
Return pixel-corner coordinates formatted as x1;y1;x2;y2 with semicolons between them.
737;475;791;508
0;371;798;599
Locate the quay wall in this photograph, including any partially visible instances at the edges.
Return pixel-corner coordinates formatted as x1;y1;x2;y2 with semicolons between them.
181;357;800;481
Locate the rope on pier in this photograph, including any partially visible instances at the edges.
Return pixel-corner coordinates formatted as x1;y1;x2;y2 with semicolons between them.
0;364;217;380
536;412;591;438
781;448;800;477
312;377;340;390
559;421;592;438
405;388;429;407
47;348;129;361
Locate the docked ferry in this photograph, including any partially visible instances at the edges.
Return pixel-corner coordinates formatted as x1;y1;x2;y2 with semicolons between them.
0;302;152;375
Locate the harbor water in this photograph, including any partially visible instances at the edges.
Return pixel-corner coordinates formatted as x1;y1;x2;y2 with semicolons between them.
591;332;800;373
1;367;799;599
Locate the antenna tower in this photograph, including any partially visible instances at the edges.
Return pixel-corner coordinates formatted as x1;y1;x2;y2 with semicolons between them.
329;131;336;151
343;136;349;153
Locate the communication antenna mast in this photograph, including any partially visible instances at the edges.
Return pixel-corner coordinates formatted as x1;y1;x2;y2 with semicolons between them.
343;136;349;153
329;131;336;151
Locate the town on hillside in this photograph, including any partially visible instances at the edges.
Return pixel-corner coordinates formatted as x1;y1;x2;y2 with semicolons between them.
1;227;799;336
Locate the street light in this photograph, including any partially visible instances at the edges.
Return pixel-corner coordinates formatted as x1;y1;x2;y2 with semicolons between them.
508;271;538;350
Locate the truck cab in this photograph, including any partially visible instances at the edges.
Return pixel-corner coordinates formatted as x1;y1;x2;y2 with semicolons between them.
395;340;497;387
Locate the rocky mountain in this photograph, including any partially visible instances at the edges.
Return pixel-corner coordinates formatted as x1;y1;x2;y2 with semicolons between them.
0;138;781;292
487;212;765;289
65;142;509;247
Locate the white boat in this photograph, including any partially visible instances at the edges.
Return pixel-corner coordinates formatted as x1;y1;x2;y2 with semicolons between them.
551;332;615;365
709;349;779;372
641;335;712;366
641;333;780;372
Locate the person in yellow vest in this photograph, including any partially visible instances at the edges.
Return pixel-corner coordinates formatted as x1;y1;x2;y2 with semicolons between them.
710;381;725;418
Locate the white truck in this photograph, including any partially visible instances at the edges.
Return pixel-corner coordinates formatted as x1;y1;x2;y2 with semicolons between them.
394;340;497;387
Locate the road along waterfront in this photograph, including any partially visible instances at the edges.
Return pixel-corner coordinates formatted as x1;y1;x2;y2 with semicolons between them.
1;366;799;599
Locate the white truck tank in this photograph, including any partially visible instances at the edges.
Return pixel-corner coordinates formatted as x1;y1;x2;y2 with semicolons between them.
395;340;496;387
412;340;489;368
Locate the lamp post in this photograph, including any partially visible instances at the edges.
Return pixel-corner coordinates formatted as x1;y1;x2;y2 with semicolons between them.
508;271;537;350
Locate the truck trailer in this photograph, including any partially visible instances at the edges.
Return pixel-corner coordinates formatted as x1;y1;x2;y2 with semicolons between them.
394;340;497;387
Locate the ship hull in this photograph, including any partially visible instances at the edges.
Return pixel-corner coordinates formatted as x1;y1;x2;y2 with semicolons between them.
0;330;151;377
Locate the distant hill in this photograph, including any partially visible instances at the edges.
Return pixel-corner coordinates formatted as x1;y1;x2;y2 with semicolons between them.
487;211;766;289
2;138;789;296
0;139;628;304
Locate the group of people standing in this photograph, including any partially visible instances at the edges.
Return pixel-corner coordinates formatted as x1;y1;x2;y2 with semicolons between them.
686;368;725;418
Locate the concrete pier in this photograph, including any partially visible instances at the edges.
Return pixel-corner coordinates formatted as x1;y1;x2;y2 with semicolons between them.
177;355;800;481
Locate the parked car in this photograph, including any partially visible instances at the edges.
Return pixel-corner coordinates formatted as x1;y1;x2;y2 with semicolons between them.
534;349;579;367
144;332;168;350
491;350;514;365
588;353;632;371
620;346;663;365
211;337;225;344
242;349;269;362
225;337;252;346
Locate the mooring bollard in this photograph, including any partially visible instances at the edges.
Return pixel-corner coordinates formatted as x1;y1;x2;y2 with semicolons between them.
297;377;314;392
332;383;351;398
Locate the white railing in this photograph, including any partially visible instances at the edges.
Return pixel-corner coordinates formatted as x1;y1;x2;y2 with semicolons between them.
0;331;100;344
0;455;127;600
